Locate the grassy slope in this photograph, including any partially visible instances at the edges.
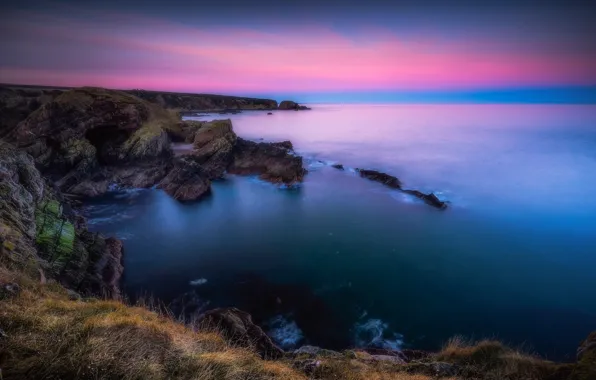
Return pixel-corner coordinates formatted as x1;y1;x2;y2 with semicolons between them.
2;263;586;380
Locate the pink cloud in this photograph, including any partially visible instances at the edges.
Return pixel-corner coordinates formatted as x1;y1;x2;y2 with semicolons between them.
1;11;595;93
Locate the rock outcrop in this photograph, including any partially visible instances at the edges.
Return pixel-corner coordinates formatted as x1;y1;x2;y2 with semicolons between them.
0;142;124;299
278;100;311;111
356;169;402;189
197;307;284;359
158;158;211;202
190;119;237;179
228;138;306;184
356;168;447;209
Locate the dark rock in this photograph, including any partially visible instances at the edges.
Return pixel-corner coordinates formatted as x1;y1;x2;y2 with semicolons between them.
331;163;344;170
229;138;306;185
356;169;402;189
0;328;7;339
158;158;211;202
293;345;342;358
278;100;311;111
267;112;273;115
197;307;284;359
67;289;82;301
403;190;447;210
292;359;322;375
270;141;293;151
573;331;596;380
11;87;174;197
400;349;432;362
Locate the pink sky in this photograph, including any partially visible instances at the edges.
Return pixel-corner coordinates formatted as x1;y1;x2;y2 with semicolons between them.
1;11;595;94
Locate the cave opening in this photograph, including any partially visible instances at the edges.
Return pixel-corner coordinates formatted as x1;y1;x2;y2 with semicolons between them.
85;126;131;165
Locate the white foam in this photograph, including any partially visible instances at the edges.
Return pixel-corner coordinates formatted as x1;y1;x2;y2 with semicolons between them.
267;315;304;349
189;278;208;286
353;318;404;350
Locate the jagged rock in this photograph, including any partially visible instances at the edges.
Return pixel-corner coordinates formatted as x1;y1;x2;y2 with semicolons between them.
189;119;237;179
293;345;342;358
229;138;306;185
402;190;447;210
197;307;284;359
158;158;211;202
331;163;344;170
355;168;448;209
356;169;402;189
11;87;175;196
278;100;311;110
270;141;293;151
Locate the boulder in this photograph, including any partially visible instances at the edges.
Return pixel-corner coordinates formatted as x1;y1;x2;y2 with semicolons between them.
197;307;284;359
158;158;211;202
228;139;306;185
331;163;344;170
356;169;402;189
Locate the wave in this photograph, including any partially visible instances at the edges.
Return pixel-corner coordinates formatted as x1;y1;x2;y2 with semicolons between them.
353;318;404;350
189;278;208;286
266;315;304;350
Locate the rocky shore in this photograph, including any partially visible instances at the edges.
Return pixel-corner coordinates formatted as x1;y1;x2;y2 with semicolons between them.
1;85;593;380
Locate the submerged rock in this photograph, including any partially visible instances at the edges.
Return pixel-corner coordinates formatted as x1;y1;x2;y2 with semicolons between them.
331;163;344;170
356;169;402;189
198;307;284;359
403;190;448;210
229;138;306;185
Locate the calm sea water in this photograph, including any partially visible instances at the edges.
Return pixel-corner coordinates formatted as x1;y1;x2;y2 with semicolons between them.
84;104;596;360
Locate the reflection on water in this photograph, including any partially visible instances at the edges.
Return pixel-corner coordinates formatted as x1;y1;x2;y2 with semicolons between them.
84;104;596;360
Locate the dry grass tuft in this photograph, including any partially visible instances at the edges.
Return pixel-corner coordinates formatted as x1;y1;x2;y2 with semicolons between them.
436;336;573;380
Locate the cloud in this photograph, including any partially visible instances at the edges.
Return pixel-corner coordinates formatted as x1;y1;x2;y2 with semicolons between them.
1;9;595;94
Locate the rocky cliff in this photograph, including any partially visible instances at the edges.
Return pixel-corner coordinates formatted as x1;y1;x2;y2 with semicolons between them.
6;87;305;201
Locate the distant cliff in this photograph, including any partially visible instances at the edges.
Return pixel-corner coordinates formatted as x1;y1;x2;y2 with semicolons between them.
127;89;278;111
0;84;279;136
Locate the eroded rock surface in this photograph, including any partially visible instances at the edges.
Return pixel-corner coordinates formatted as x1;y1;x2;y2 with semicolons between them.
229;138;306;184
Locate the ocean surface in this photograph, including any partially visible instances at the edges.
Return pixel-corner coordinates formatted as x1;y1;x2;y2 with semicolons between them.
83;104;596;360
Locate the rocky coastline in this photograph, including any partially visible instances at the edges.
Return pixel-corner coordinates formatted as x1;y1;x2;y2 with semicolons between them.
1;85;593;380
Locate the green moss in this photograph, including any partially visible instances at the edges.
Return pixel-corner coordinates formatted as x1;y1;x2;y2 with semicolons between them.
62;139;96;165
35;200;75;263
3;240;15;251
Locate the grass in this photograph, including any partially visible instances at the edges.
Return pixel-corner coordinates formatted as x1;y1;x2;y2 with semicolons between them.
435;336;573;380
0;267;455;380
0;267;306;380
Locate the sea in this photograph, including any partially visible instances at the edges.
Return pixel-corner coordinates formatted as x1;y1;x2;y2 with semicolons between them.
83;104;596;360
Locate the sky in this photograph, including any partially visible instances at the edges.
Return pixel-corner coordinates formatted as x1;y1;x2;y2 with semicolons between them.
1;0;595;103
